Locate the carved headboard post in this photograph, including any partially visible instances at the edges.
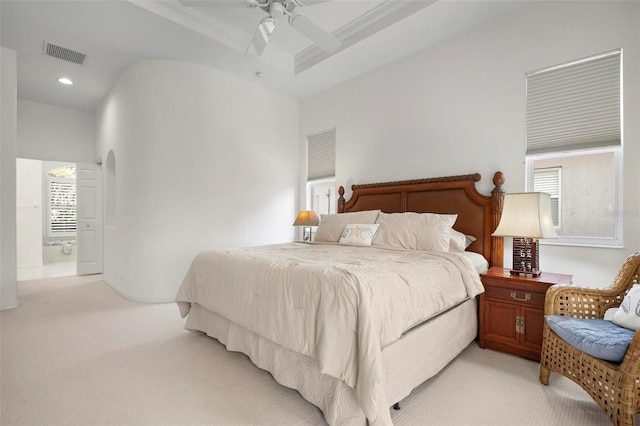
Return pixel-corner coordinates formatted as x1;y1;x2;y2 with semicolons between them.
338;186;346;214
490;171;505;268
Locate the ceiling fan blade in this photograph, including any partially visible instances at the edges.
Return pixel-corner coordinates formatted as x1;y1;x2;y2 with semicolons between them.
288;13;341;53
294;0;333;5
246;17;277;56
179;0;251;7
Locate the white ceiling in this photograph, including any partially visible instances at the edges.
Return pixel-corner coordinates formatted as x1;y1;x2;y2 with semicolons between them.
0;0;526;112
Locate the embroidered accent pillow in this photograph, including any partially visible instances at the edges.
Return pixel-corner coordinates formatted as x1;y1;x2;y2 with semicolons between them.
314;210;380;242
612;284;640;331
373;211;458;252
338;224;381;246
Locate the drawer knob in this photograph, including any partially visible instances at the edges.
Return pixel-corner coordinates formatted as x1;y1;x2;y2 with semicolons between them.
510;291;531;302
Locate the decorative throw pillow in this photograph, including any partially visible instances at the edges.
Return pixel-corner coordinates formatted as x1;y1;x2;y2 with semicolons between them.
373;211;458;252
338;224;381;246
612;284;640;331
313;210;380;242
449;229;467;254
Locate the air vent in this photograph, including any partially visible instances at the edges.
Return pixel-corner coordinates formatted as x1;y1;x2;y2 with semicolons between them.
43;42;86;65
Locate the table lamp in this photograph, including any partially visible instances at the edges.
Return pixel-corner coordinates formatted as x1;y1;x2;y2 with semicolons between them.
492;192;558;276
293;210;319;241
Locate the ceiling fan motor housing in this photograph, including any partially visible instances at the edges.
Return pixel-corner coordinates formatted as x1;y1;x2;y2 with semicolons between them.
255;0;299;16
269;1;285;18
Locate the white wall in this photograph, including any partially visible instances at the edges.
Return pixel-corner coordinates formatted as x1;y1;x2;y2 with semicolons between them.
17;99;96;163
16;158;43;268
96;60;299;302
300;1;640;287
1;47;18;309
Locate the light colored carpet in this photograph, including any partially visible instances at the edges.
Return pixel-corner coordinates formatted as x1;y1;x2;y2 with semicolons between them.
1;275;614;425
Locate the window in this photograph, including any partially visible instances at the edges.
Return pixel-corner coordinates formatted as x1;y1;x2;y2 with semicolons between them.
307;178;336;216
525;50;622;247
306;128;336;216
533;167;561;227
48;166;76;236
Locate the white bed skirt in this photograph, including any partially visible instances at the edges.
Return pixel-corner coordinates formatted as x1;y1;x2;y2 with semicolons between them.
184;298;478;425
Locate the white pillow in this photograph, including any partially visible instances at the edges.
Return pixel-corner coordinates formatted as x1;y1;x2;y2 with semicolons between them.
373;211;458;252
314;210;380;242
338;224;381;246
449;229;467;253
462;251;489;274
465;234;477;248
612;284;640;331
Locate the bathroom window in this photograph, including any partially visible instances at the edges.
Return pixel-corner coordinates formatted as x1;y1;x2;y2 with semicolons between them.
47;166;76;236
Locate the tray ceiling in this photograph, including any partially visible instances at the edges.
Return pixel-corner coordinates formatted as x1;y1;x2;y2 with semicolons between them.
0;0;526;111
132;0;436;73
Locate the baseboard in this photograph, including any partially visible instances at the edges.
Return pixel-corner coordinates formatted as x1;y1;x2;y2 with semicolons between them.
103;277;173;304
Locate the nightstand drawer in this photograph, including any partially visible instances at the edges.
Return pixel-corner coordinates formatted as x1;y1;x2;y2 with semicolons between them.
484;286;545;307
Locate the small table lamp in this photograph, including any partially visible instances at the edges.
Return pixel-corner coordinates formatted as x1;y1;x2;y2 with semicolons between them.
492;192;558;276
293;210;320;241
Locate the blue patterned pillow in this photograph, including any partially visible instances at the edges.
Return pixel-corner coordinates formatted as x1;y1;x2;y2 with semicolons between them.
546;315;634;362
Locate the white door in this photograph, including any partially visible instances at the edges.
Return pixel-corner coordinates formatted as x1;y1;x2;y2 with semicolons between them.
76;163;103;275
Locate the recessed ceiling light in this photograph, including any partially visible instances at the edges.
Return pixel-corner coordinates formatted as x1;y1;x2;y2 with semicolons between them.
57;77;73;85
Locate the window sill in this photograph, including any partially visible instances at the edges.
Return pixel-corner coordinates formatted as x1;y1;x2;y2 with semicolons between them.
540;240;624;249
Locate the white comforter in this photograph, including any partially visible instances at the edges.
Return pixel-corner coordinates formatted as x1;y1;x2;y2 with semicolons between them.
176;242;484;423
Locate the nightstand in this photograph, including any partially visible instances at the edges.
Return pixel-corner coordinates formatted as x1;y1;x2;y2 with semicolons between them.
479;267;572;361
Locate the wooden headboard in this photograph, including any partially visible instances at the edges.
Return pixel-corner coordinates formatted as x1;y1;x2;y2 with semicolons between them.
338;172;505;267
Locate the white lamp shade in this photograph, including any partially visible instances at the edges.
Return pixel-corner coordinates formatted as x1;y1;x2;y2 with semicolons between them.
492;192;558;239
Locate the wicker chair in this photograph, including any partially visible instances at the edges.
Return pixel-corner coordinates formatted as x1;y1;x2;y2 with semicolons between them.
540;251;640;425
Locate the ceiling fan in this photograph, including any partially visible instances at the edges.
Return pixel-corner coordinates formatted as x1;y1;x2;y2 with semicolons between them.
244;0;342;56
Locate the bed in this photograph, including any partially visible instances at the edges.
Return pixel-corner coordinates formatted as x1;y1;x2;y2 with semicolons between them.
176;171;505;425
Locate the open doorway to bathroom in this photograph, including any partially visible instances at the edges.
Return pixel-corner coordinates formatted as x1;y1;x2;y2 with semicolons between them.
16;158;77;280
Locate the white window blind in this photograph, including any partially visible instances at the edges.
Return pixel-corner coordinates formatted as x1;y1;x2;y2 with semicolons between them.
49;177;77;234
526;50;621;155
307;128;336;181
533;168;561;227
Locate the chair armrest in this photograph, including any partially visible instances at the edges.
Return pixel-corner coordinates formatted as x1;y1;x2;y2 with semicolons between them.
620;328;640;377
544;284;625;319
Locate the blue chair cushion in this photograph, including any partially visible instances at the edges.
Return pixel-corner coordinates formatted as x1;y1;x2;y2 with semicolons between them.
546;315;635;363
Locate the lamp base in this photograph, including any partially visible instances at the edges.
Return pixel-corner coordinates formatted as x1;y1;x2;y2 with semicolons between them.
509;269;542;277
511;237;541;277
302;226;311;241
